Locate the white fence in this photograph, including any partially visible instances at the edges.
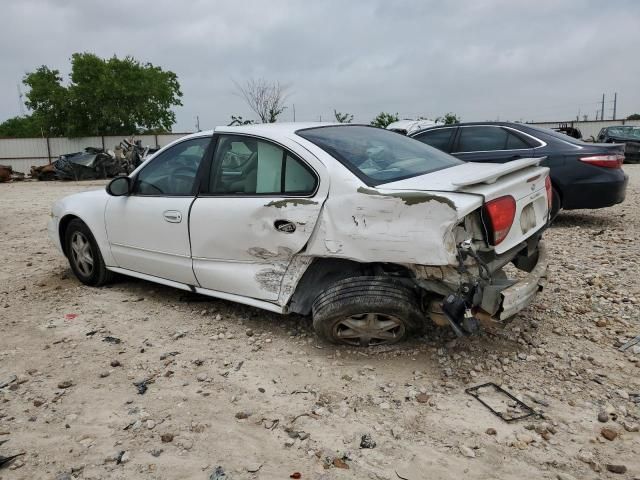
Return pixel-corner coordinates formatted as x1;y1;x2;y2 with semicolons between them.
529;119;640;141
0;133;192;173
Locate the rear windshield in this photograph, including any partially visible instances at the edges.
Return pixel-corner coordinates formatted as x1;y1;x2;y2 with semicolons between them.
297;125;463;185
607;126;640;139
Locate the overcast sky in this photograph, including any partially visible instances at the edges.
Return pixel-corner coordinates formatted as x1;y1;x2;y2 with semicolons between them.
1;0;639;132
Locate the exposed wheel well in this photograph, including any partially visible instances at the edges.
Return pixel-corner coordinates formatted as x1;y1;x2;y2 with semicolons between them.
287;257;417;315
59;214;81;257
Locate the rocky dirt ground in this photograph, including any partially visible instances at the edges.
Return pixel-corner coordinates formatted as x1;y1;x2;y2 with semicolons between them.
1;167;639;480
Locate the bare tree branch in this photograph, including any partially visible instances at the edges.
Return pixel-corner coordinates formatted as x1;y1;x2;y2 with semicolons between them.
234;78;289;123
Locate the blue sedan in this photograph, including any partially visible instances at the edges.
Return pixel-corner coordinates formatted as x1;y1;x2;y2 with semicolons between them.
409;122;628;219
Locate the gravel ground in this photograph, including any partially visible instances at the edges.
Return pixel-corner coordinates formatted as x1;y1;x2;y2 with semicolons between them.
1;167;639;480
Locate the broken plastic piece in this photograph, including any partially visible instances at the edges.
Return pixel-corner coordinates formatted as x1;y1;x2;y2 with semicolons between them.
465;382;536;422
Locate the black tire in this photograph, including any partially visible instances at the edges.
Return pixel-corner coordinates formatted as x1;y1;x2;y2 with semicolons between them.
312;276;424;346
550;187;562;222
64;219;113;287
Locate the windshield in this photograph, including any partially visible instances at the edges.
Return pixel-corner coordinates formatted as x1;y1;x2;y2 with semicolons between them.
607;126;640;139
297;125;462;185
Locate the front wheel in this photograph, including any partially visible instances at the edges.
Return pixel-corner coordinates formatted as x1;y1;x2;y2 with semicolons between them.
311;276;424;346
64;219;113;287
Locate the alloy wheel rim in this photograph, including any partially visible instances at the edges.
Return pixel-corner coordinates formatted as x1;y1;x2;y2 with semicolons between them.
333;312;405;347
70;231;94;277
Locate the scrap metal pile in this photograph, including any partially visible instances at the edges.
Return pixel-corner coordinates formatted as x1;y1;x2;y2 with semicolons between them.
0;165;25;183
29;138;157;181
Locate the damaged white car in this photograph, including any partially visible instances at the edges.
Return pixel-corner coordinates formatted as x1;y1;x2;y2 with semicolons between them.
49;124;550;346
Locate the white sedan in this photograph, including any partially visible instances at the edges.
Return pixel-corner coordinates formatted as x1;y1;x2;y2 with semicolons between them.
49;123;550;346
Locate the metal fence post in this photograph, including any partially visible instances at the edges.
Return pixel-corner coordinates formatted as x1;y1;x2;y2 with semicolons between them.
46;137;52;164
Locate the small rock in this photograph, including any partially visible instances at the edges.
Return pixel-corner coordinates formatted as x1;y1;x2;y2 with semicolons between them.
597;411;609;423
486;428;497;436
556;473;577;480
150;448;163;457
235;411;250;419
360;434;376;449
605;464;627;474
246;329;254;337
209;466;227;480
601;427;617;441
333;458;349;469
110;360;121;367
99;371;110;378
196;373;208;382
416;393;431;403
161;433;174;443
57;380;73;389
623;422;639;432
119;451;130;464
146;420;156;429
459;445;475;458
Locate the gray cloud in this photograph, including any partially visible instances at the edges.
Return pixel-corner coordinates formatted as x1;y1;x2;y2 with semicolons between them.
1;0;638;132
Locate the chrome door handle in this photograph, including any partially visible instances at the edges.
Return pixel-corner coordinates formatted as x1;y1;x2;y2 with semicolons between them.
163;210;182;223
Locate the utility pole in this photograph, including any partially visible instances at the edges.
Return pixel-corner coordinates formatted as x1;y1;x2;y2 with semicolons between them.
292;104;296;122
601;93;605;121
17;84;25;116
195;115;200;132
613;92;617;120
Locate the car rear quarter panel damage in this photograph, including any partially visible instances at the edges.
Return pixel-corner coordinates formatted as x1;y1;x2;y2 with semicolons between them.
302;180;464;266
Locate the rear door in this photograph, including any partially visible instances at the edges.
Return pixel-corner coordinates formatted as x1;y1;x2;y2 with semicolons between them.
451;125;534;163
189;134;328;300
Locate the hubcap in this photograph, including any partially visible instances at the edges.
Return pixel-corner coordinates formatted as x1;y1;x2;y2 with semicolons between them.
333;312;406;347
70;231;94;277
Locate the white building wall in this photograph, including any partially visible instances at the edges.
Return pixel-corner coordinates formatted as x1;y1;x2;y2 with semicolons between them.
0;133;191;173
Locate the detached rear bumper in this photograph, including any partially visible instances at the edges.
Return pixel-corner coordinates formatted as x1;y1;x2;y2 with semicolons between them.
495;241;548;320
476;241;548;323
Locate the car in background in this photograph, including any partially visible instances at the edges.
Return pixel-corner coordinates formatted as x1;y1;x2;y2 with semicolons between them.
386;119;440;135
410;122;628;219
596;125;640;163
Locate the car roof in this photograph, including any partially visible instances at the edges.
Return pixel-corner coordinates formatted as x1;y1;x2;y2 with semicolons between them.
215;122;336;136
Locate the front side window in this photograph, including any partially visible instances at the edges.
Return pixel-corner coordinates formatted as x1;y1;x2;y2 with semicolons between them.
209;135;317;195
413;128;455;152
297;125;462;186
133;137;210;196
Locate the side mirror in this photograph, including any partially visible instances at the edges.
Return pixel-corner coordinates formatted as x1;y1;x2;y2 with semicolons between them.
107;176;132;196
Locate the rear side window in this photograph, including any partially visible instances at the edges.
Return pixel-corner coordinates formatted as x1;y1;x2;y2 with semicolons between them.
209;135;317;195
457;127;509;152
413;128;454;152
505;132;530;149
297;125;462;186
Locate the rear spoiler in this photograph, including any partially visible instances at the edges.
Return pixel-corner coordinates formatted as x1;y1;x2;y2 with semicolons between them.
451;157;545;188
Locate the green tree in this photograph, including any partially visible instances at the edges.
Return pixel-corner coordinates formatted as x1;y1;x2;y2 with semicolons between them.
0;115;42;137
627;113;640;120
334;110;353;123
435;112;461;125
23;53;182;136
370;112;399;128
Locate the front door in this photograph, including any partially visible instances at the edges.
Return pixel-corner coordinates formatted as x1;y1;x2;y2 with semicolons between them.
190;134;327;300
105;136;211;284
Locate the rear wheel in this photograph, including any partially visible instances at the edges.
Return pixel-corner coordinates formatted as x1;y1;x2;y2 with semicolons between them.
64;219;113;286
312;276;424;346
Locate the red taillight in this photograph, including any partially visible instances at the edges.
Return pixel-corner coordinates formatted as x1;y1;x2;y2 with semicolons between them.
544;175;552;212
579;154;624;168
483;195;516;245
